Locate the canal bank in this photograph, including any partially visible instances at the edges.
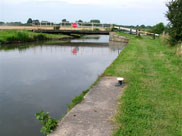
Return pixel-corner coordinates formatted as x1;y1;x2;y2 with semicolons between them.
0;30;79;45
48;33;128;136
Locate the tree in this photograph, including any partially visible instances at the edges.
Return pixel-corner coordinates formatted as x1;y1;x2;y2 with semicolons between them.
6;22;22;26
140;24;146;28
78;20;83;23
27;18;32;24
0;21;5;25
90;19;100;23
62;19;67;23
146;25;152;29
151;23;165;34
166;0;182;45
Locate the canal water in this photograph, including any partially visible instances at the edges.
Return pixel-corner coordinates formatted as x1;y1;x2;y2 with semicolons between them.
0;35;125;136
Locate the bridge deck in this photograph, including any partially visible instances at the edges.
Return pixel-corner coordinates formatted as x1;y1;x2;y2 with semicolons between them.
34;30;110;35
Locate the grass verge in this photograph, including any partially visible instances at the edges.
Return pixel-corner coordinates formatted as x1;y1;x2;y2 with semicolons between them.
0;30;71;44
104;33;182;136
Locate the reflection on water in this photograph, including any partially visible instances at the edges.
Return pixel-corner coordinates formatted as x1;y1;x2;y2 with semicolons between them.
71;35;108;43
0;35;126;136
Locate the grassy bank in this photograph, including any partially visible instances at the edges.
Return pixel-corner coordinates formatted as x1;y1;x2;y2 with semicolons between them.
0;40;72;51
104;33;182;135
0;30;71;44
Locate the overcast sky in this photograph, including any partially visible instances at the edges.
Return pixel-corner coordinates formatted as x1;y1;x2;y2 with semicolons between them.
0;0;168;25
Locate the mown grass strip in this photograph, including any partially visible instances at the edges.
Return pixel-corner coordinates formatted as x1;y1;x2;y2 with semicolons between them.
104;33;182;136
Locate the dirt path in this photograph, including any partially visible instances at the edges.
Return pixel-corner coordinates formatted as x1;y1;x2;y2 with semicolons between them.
49;77;123;136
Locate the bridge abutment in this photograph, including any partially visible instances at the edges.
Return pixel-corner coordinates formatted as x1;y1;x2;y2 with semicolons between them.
109;32;129;43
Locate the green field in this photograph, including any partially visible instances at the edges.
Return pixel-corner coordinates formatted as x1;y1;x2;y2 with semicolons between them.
0;30;71;44
104;33;182;135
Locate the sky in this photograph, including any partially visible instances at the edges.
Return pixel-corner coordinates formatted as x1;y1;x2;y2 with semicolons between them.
0;0;169;26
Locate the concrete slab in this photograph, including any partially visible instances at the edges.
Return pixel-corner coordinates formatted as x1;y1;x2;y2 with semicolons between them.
49;77;123;136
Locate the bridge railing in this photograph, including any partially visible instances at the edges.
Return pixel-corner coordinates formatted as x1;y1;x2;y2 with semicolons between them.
114;25;159;38
0;23;113;31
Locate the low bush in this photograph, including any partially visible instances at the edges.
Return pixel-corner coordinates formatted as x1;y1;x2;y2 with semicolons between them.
35;110;58;135
93;28;100;31
33;34;48;41
54;26;60;30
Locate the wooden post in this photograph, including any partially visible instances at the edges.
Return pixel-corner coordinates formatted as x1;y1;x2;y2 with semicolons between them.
153;33;156;39
138;29;141;37
92;22;94;31
130;29;132;34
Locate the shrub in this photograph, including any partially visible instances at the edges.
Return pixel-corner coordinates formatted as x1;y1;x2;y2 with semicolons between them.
54;26;60;30
111;28;119;32
33;34;48;41
6;32;32;43
150;23;165;34
93;28;100;31
35;110;58;135
166;0;182;45
17;32;32;42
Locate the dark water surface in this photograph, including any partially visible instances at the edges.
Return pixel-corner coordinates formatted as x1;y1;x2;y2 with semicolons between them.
0;35;125;136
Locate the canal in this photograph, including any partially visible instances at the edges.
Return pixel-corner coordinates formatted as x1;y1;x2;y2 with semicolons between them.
0;35;125;136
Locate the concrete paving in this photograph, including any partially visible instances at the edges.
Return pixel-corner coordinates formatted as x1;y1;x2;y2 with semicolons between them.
49;77;123;136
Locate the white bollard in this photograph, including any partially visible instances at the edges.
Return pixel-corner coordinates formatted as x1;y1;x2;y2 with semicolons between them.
117;77;124;86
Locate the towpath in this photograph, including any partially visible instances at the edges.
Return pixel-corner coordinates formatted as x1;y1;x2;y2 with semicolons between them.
49;77;123;136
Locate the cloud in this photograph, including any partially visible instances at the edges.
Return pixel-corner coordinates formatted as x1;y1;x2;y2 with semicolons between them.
0;0;168;25
0;0;167;6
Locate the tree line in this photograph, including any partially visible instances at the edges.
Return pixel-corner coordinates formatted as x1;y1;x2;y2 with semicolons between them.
0;19;102;26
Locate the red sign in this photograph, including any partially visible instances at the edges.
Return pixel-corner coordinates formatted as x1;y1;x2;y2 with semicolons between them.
72;23;77;28
72;48;77;55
